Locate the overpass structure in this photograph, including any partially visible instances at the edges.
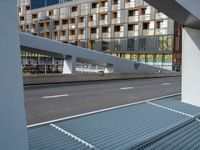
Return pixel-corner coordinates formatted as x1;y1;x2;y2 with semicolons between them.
144;0;200;107
20;32;162;74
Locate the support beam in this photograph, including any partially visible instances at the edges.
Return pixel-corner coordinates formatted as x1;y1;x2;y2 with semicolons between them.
63;55;76;74
182;27;200;106
0;0;28;149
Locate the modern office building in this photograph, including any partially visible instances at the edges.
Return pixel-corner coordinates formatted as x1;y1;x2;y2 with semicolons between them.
18;0;182;71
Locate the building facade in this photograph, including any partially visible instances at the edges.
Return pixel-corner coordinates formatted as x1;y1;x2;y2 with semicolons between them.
18;0;182;71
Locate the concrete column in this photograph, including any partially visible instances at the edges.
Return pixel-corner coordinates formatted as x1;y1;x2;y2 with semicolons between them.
182;27;200;106
63;55;76;74
0;0;28;150
105;64;114;73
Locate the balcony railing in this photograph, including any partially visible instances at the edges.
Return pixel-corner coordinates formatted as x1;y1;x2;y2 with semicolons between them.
99;7;108;13
102;32;110;38
140;14;150;21
69;24;76;29
112;4;120;11
114;31;124;37
71;11;78;17
155;13;168;20
125;2;135;8
78;22;86;28
99;20;109;25
60;36;67;41
89;21;97;27
31;28;36;33
78;34;86;39
143;29;154;36
128;31;138;37
112;18;121;24
128;16;139;22
91;33;99;39
155;28;168;35
91;8;99;14
69;35;76;40
52;14;59;20
20;20;25;25
61;24;68;30
60;13;68;19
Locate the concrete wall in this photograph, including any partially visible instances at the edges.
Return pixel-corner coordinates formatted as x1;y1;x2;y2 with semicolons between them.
24;72;180;85
182;28;200;106
0;0;28;149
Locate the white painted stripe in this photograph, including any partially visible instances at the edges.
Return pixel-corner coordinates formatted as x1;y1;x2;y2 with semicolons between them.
42;94;69;99
147;101;194;118
28;93;181;128
50;123;95;149
120;87;134;90
161;83;171;86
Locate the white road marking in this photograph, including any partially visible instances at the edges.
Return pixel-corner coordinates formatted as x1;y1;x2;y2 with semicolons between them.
120;87;134;90
161;83;171;86
50;123;95;149
28;93;181;128
42;94;70;99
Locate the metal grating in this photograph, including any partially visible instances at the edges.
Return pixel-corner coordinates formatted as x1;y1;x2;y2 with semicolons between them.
28;96;200;150
137;118;200;150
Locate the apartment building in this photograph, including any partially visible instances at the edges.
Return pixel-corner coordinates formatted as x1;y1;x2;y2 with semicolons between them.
18;0;182;71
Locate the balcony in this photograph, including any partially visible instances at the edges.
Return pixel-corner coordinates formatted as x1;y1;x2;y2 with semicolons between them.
78;34;86;39
99;7;108;13
114;31;124;37
71;12;78;17
52;14;59;20
69;35;76;40
69;24;76;29
31;28;36;33
143;29;154;36
55;25;60;30
140;14;150;21
60;13;68;19
33;18;38;23
61;24;68;30
128;16;139;22
155;13;168;20
20;20;25;25
60;36;67;41
155;28;168;35
91;33;99;39
78;22;86;28
91;8;99;14
99;20;109;25
125;2;135;8
128;31;138;37
102;32;110;38
112;4;120;11
89;21;97;27
112;18;121;24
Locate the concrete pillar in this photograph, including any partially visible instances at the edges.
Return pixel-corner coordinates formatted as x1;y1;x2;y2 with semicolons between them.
62;55;76;74
0;0;28;150
182;27;200;106
104;64;114;73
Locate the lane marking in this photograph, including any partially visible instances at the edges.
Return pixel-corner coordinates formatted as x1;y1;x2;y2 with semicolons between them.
161;83;171;86
42;94;70;99
28;93;181;128
120;87;134;90
50;123;95;149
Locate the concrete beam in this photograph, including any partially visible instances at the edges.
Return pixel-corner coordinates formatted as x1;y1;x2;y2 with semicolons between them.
0;0;28;149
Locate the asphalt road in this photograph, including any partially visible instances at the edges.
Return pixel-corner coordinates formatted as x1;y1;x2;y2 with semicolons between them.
24;77;181;125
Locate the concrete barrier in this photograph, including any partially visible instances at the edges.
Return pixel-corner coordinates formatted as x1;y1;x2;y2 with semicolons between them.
23;72;181;85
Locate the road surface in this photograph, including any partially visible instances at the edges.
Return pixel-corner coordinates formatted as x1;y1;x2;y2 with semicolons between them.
24;77;181;125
